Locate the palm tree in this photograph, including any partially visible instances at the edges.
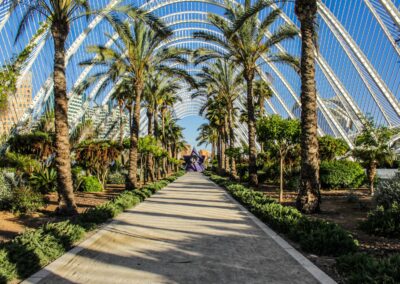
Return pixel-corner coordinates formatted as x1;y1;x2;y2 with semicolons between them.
11;0;169;214
294;0;321;213
353;118;395;195
196;123;218;162
82;20;194;188
194;0;297;186
143;73;181;181
194;59;242;177
112;79;132;146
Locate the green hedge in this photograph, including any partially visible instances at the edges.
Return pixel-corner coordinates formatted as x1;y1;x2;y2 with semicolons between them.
320;160;365;189
209;173;359;257
337;253;400;284
360;202;400;238
81;176;103;192
0;171;185;284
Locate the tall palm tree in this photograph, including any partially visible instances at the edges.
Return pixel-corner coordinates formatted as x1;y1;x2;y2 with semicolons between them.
81;20;194;188
194;59;242;177
112;79;132;146
194;0;297;186
11;0;168;214
294;0;321;213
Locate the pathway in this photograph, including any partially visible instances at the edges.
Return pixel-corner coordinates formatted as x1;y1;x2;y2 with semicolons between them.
25;173;335;284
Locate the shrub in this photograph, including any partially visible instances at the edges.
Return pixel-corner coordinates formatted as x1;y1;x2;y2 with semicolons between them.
41;221;85;249
360;203;400;238
107;172;126;184
0;249;16;284
292;218;359;256
30;167;57;194
320;160;365;189
337;253;400;284
0;171;12;210
81;176;103;192
375;175;400;209
11;187;44;214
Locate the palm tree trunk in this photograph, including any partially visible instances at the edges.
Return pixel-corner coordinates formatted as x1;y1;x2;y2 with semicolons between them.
119;102;124;147
279;155;284;203
146;109;155;182
367;162;377;196
245;76;258;186
52;24;77;215
228;111;237;178
217;135;222;173
128;83;143;189
295;0;321;213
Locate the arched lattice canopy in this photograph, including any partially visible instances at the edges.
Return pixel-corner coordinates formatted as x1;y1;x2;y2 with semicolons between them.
1;0;399;146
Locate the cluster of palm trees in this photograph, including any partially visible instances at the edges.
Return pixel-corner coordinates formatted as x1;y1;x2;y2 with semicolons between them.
10;0;323;214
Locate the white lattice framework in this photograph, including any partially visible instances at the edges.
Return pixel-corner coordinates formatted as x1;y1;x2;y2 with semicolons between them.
0;0;399;146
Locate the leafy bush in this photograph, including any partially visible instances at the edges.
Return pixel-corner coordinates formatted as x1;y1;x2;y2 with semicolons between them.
337;253;400;284
0;171;12;210
360;203;400;238
292;218;359;256
30;167;57;194
0;249;16;284
375;175;400;209
81;176;103;192
42;221;85;249
107;172;126;184
11;187;44;214
320;160;365;189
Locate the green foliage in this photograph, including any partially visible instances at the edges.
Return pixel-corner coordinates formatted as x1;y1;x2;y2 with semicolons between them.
320;160;365;189
11;187;44;214
8;131;54;160
352;117;395;168
375;174;400;209
292;218;359;256
0;249;16;283
337;253;400;284
107;172;126;184
360;203;400;238
0;171;12;210
318;135;349;161
1;152;41;175
30;167;57;194
210;173;359;256
80;176;103;193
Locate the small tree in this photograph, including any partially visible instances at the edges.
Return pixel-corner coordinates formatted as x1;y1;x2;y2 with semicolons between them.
257;115;300;203
352;118;395;195
318;135;349;161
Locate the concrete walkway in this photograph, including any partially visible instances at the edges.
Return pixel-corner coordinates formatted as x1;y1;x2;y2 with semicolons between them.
25;173;334;284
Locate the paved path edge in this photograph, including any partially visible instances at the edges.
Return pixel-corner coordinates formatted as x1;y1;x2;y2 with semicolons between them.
205;176;337;284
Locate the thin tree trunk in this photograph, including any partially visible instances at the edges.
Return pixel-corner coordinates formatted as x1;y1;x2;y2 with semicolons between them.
128;83;143;189
367;162;377;196
295;0;321;213
217;135;222;173
279;155;284;203
52;24;77;215
146;109;155;182
245;76;258;186
229;110;237;178
119;102;124;147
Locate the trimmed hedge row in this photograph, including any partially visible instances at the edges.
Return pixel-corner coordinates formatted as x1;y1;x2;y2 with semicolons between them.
0;171;185;284
207;173;359;257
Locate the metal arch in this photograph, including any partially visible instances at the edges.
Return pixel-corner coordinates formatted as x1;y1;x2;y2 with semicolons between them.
378;0;400;29
364;0;400;56
318;1;400;119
